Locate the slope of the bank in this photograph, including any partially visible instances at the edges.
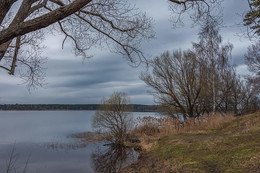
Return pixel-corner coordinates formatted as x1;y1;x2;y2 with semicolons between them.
120;111;260;173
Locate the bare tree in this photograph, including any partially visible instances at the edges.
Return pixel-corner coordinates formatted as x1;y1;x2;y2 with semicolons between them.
230;76;260;114
141;47;259;118
191;18;259;115
141;50;206;119
216;68;237;113
245;40;260;93
140;19;260;118
141;16;258;117
192;18;233;113
92;92;133;146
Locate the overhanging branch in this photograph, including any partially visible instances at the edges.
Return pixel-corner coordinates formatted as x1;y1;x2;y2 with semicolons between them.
0;0;93;45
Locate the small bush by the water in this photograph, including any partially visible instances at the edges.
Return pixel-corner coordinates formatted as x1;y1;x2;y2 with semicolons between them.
92;92;134;145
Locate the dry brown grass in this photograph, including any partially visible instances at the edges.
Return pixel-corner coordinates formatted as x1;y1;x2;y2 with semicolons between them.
130;113;234;151
69;131;105;142
244;154;260;172
121;111;260;173
235;113;260;133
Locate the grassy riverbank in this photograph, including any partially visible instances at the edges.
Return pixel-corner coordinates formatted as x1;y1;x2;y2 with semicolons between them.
120;111;260;173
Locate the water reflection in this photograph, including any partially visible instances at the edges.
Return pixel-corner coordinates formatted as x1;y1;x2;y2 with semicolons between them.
44;140;88;152
91;146;138;173
44;138;139;173
0;111;154;172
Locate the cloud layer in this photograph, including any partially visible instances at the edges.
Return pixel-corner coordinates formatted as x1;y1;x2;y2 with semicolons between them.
0;0;253;104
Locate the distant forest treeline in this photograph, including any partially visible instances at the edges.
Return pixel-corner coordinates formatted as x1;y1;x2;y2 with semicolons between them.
0;104;158;112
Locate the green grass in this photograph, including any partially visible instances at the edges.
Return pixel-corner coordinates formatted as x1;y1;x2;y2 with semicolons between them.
150;112;260;173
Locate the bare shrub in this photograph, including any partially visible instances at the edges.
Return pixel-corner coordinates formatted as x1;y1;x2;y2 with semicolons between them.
92;92;134;146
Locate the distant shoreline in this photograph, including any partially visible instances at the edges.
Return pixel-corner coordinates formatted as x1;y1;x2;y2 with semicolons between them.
0;104;158;112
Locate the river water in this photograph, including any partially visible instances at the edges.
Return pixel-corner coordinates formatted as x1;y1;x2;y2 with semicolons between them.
0;111;156;173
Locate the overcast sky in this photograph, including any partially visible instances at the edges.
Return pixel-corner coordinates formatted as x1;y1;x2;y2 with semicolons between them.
0;0;253;105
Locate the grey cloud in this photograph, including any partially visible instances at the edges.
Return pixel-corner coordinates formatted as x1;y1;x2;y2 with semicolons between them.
1;0;252;104
45;54;142;89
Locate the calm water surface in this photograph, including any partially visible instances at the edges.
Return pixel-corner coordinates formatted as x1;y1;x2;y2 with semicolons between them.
0;111;156;173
